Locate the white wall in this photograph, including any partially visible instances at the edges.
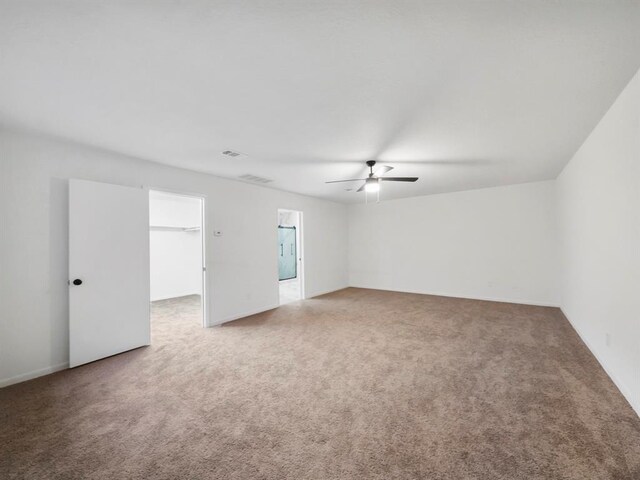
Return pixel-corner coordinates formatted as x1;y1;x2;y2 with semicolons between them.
348;181;558;306
0;130;349;386
278;210;298;227
149;192;203;301
557;69;640;416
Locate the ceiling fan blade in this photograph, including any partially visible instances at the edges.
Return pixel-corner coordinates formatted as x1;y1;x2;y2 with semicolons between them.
379;177;419;182
356;183;366;192
325;178;366;184
374;165;394;176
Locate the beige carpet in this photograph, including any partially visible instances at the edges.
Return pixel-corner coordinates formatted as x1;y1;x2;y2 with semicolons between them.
1;288;639;479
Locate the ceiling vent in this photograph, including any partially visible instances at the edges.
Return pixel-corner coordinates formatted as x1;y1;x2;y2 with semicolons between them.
222;150;245;158
238;174;273;184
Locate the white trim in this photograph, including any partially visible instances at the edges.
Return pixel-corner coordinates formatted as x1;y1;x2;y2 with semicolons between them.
307;286;350;299
0;362;69;388
561;308;640;418
200;195;209;328
348;285;559;308
298;212;305;300
213;303;281;326
213;286;351;325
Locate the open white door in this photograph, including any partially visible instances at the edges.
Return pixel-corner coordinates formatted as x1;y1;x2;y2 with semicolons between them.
69;179;150;368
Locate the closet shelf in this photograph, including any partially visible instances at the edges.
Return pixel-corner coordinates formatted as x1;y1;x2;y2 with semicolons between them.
150;225;201;232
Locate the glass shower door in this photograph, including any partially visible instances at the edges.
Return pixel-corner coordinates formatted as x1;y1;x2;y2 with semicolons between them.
278;226;297;280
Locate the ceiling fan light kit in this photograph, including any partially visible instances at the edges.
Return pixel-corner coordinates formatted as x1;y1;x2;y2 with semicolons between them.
364;177;380;193
326;160;419;202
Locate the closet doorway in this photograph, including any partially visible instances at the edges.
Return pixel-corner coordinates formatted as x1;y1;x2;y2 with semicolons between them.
278;209;304;304
149;190;206;330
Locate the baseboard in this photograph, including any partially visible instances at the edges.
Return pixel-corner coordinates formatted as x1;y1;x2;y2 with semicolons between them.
210;286;350;326
212;303;281;326
348;284;559;308
306;285;350;299
560;308;639;418
0;362;69;388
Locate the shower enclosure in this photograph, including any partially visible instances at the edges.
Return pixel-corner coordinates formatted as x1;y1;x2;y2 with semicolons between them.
278;225;297;281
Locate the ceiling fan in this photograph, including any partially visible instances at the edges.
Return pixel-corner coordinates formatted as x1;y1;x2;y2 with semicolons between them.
326;160;419;193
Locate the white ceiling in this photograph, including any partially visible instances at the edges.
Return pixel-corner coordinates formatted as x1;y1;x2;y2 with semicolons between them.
1;1;639;203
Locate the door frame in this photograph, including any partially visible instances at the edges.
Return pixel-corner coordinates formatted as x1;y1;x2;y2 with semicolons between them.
277;208;305;301
149;188;209;328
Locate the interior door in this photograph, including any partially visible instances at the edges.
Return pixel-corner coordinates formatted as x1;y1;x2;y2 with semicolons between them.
69;179;150;368
278;226;297;280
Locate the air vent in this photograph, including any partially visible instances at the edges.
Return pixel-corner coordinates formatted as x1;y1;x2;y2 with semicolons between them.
238;174;273;184
222;150;245;158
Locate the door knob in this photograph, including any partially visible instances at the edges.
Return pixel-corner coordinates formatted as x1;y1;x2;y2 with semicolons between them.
72;279;83;286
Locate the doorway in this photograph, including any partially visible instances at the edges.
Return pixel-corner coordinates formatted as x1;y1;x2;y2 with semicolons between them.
278;209;303;304
149;190;206;328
